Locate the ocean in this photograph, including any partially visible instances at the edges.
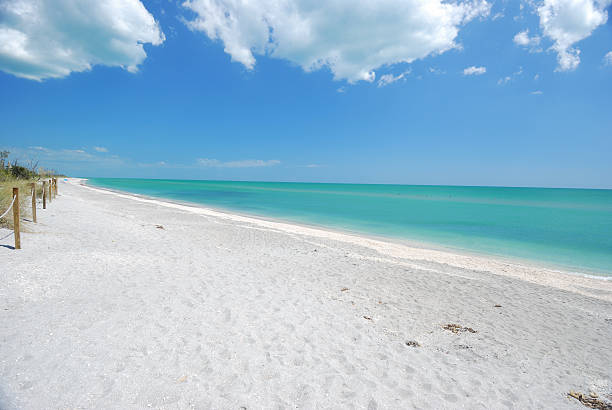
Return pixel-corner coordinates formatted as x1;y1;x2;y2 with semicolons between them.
87;178;612;276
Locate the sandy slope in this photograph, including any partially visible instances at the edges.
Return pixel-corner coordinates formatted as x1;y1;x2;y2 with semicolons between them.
1;179;611;409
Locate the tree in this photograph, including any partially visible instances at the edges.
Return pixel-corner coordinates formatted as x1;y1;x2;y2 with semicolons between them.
0;150;9;169
9;160;34;179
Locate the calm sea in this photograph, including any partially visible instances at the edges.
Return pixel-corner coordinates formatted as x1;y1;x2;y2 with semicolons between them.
87;178;612;276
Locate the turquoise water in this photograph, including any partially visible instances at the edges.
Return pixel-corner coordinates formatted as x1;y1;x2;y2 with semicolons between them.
87;178;612;275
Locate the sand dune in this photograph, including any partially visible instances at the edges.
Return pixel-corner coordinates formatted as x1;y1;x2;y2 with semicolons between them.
1;179;611;409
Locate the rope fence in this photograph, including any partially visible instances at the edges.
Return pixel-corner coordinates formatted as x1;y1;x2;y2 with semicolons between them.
0;194;16;220
0;177;59;250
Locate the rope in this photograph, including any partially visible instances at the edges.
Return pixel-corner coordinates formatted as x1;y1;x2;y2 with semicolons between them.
0;231;13;241
0;195;17;220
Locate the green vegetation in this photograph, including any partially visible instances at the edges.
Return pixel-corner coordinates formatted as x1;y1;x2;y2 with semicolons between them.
0;151;62;229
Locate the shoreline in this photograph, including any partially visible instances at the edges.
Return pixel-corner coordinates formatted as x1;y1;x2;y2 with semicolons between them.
76;178;612;300
2;178;611;408
82;178;612;279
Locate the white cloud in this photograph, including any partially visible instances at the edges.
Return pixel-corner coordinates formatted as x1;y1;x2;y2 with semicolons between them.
182;0;491;83
604;51;612;66
492;11;505;20
497;76;511;85
514;30;529;46
515;66;523;76
463;65;486;75
5;146;125;168
0;0;164;81
93;146;108;153
531;90;543;95
377;70;411;87
513;29;541;51
197;158;281;168
428;67;446;75
28;145;48;152
497;66;523;85
536;0;611;71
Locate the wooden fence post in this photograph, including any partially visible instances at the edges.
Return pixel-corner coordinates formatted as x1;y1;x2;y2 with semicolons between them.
48;179;52;203
12;187;20;250
30;182;36;223
55;178;58;195
42;180;47;209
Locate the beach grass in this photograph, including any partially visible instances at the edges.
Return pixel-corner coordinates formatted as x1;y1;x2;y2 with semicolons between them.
0;177;42;229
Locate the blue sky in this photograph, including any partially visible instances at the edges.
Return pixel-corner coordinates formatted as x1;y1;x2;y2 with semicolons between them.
0;0;611;188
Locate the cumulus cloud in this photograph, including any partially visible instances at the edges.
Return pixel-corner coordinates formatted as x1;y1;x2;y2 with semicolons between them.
513;29;541;52
463;65;486;75
93;146;108;153
0;0;164;80
536;0;611;71
604;51;612;66
182;0;491;82
197;158;281;168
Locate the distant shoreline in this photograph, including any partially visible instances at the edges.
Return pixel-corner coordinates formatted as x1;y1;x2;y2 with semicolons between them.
74;178;612;300
82;177;612;280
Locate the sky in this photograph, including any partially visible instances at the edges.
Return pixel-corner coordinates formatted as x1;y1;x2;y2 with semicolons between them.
0;0;611;188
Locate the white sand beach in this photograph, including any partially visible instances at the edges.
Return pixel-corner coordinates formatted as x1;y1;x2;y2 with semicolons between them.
1;179;611;409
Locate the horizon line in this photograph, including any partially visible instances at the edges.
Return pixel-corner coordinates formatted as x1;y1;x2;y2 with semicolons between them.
79;176;612;191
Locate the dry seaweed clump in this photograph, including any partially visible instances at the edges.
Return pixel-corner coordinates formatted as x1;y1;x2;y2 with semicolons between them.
443;324;477;334
568;391;612;410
